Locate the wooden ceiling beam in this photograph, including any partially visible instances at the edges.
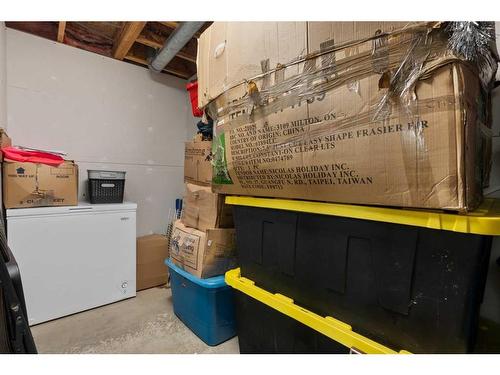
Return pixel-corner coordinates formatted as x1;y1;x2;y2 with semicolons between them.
171;50;197;64
135;34;197;63
156;21;205;38
135;34;162;49
112;21;147;60
57;21;66;42
159;21;178;29
123;54;191;79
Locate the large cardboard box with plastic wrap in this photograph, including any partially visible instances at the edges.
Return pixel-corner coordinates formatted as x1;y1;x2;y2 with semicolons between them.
197;22;496;211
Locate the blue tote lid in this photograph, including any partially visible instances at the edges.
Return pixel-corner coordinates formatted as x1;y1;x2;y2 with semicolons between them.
165;258;228;289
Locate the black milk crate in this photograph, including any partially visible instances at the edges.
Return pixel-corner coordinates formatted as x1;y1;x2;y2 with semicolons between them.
226;196;499;353
88;170;126;204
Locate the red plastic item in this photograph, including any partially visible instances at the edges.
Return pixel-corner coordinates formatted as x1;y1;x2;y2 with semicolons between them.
186;81;203;117
1;146;65;167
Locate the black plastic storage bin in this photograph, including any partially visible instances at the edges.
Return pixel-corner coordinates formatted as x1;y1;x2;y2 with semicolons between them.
227;196;499;353
234;289;348;354
88;170;126;204
226;268;404;354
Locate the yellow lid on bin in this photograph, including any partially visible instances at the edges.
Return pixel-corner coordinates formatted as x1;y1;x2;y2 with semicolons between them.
225;268;411;354
225;196;500;236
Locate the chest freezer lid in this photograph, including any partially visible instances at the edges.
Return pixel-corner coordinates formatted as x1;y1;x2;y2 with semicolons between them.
6;202;137;218
226;196;500;236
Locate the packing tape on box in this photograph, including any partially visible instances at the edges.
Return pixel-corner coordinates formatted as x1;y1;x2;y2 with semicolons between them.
207;22;497;122
205;22;497;210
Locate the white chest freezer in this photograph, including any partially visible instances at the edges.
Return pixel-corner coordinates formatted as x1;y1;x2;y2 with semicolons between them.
6;202;137;325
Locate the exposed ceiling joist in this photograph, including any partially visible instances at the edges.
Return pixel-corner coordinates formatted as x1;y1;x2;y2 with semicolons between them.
135;34;196;63
112;21;147;60
126;43;196;78
157;21;205;38
57;21;66;42
168;50;197;64
124;54;191;79
135;35;161;48
5;21;207;80
123;54;147;65
159;21;178;29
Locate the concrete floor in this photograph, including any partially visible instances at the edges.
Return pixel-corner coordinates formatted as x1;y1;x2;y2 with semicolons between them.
30;286;240;354
29;281;500;354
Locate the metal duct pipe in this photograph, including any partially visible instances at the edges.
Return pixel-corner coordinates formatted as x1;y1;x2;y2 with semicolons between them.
149;21;205;73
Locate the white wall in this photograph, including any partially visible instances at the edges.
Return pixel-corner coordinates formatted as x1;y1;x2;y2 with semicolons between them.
5;28;197;236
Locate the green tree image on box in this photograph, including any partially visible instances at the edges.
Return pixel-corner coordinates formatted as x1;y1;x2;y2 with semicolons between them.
212;133;233;185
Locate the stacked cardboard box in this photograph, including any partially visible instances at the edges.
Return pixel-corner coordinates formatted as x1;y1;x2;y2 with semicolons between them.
197;22;497;211
181;182;233;231
3;160;78;208
184;138;213;186
136;234;170;291
1;129;78;209
169;139;236;279
0;129;12;159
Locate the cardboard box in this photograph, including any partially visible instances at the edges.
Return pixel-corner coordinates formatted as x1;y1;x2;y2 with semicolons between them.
3;160;78;208
169;220;236;279
198;22;495;211
197;22;408;108
184;141;213;186
0;129;12;148
0;128;12;161
181;182;233;232
136;234;169;291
